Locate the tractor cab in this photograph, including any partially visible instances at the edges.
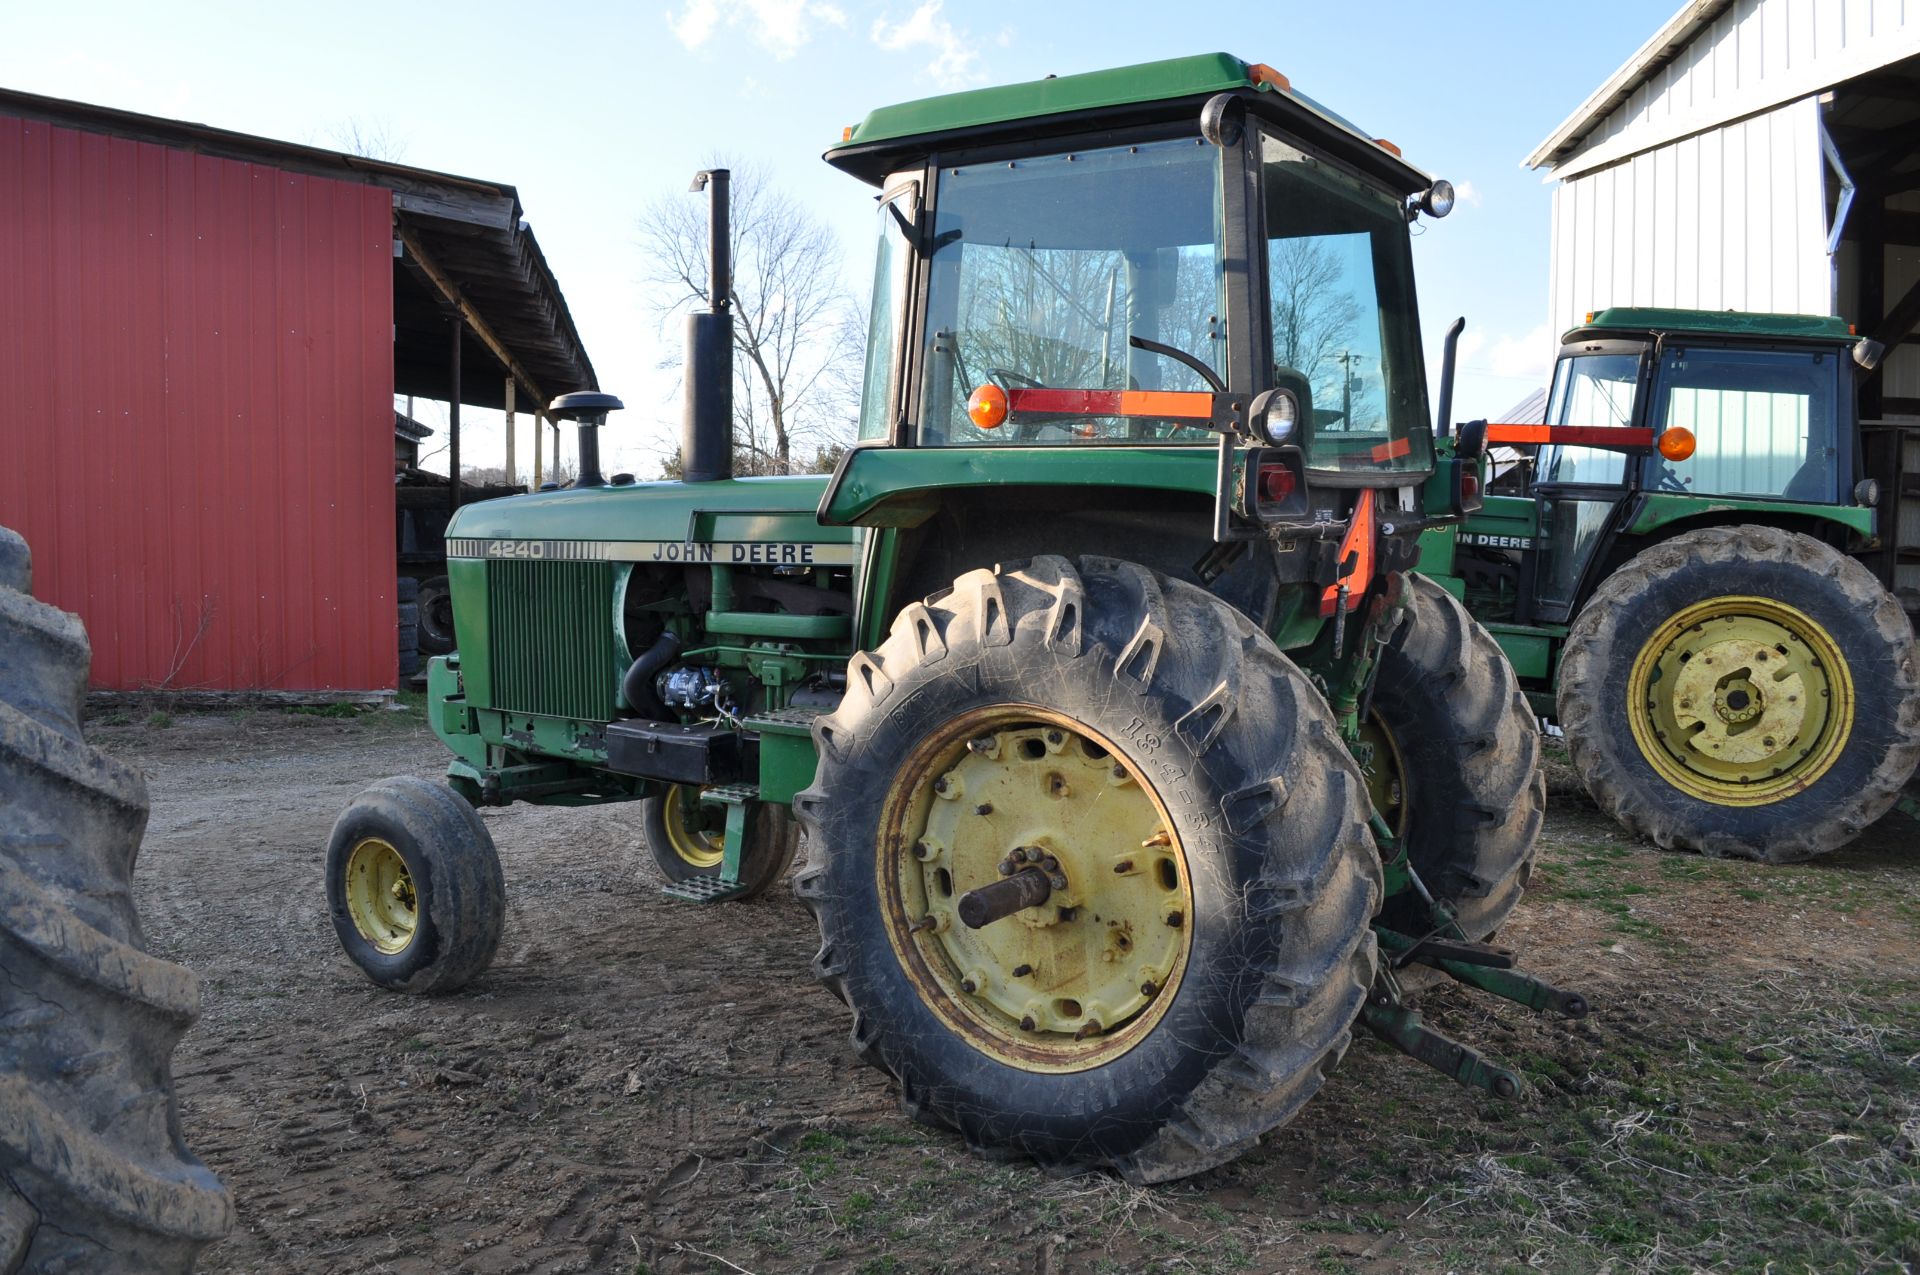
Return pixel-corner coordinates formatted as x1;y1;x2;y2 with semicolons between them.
1473;308;1874;627
821;53;1468;576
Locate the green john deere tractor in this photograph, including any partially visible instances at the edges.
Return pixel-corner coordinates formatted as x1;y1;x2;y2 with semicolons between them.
327;54;1570;1183
1422;307;1920;863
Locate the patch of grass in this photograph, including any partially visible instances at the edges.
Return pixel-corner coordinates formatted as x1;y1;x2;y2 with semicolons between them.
145;710;173;729
286;702;364;719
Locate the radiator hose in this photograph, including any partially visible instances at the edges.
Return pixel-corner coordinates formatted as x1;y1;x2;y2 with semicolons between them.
621;630;682;720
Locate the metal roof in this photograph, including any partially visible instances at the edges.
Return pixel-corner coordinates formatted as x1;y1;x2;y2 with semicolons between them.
0;85;596;411
1526;0;1736;170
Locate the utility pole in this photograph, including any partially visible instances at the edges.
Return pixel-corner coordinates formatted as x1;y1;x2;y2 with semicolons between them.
1335;350;1366;429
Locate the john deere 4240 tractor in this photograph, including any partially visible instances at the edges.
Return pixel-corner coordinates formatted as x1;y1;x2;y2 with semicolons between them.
1423;308;1920;863
327;55;1568;1183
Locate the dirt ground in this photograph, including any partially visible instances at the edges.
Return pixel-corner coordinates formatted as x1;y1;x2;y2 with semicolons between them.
93;704;1919;1275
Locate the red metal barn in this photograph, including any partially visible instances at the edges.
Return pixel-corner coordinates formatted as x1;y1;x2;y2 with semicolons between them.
0;91;594;693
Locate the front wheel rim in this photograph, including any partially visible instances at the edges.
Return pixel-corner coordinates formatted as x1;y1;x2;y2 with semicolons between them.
1626;595;1854;806
344;837;419;954
660;785;725;870
877;705;1194;1074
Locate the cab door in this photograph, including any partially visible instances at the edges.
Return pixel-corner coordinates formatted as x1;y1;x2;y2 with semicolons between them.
1528;342;1650;624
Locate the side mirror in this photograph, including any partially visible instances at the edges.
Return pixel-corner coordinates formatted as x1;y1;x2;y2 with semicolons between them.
1853;337;1886;373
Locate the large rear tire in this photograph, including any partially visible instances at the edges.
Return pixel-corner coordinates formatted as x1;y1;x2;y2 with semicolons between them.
793;555;1380;1183
1559;525;1920;861
1372;575;1542;939
0;527;234;1271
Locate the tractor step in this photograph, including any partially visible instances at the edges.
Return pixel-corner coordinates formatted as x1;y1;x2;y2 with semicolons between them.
660;875;754;904
659;784;762;904
697;783;761;807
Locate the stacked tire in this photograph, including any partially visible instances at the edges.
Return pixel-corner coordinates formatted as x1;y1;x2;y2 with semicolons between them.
397;577;422;682
0;526;232;1270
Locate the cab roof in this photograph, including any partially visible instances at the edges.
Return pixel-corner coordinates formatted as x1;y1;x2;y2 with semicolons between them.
1565;306;1857;345
824;52;1432;193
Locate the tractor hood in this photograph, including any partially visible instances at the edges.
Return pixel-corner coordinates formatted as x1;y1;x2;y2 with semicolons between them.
445;475;853;563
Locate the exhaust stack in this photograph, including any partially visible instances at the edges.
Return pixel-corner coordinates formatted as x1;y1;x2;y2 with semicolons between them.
683;169;733;483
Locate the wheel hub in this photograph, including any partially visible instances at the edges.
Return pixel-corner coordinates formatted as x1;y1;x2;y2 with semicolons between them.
344;836;418;955
1628;597;1852;805
880;708;1192;1071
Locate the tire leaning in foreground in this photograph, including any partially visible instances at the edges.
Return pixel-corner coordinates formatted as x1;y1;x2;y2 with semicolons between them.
1559;524;1920;861
792;555;1381;1183
0;526;233;1271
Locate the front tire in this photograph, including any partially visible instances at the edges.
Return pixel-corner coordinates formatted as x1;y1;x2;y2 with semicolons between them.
793;555;1380;1183
1373;575;1542;938
417;574;456;655
639;786;800;899
1559;526;1920;861
326;777;504;992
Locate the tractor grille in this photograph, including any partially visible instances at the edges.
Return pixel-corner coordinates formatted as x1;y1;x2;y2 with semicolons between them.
483;559;619;721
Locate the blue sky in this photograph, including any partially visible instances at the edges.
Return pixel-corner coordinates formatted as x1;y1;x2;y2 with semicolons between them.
1;0;1682;476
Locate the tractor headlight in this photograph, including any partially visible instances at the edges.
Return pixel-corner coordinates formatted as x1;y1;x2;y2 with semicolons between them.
1258;388;1299;446
1416;179;1456;219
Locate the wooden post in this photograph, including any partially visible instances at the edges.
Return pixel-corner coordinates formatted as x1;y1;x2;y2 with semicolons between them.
448;320;463;514
504;377;517;488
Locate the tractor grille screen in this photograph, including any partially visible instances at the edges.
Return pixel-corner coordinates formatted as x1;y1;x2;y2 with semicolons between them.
483;559;619;722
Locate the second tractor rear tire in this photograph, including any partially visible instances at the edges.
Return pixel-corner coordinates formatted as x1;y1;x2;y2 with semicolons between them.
793;555;1380;1183
1372;575;1542;939
1559;525;1920;861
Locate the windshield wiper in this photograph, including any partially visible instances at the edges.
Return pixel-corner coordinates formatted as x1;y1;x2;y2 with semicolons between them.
1128;335;1226;393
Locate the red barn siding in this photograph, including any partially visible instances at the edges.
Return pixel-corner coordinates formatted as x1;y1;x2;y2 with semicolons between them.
0;115;395;691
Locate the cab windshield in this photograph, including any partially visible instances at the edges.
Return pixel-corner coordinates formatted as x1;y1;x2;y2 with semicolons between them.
916;137;1226;445
1261;134;1430;477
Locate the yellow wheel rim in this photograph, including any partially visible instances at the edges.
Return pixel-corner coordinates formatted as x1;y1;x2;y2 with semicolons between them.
1355;712;1408;838
344;837;418;955
877;705;1194;1074
1626;595;1854;806
661;785;725;870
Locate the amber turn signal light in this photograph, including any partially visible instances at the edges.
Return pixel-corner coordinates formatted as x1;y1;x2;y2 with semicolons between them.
968;383;1009;429
1657;427;1696;461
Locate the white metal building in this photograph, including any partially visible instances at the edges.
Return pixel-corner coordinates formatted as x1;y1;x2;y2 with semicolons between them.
1529;0;1920;417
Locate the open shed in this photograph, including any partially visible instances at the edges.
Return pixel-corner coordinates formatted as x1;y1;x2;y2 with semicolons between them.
0;88;596;693
1528;0;1920;417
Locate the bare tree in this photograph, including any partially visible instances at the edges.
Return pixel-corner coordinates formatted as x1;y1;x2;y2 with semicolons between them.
1269;237;1367;420
638;163;859;475
323;117;407;162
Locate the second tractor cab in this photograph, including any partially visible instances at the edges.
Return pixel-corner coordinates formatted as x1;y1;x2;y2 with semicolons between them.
1429;306;1920;862
325;54;1562;1184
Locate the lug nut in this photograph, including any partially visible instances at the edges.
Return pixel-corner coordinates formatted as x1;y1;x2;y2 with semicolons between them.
1020;1015;1036;1032
1113;859;1134;874
908;916;938;934
1111;764;1127;780
1140;980;1159;998
967;735;996;754
1041;855;1058;871
1141;830;1172;849
960;978;977;993
974;803;994;816
1165;910;1184;928
1011;964;1033;978
913;840;936;861
1074;1019;1103;1041
1049;873;1068;891
1046;730;1064;746
934;776;950;794
997;861;1016;877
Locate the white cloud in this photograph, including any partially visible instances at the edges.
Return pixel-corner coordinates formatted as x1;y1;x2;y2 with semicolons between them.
1453;178;1483;209
870;2;986;89
666;0;848;60
1488;323;1554;382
